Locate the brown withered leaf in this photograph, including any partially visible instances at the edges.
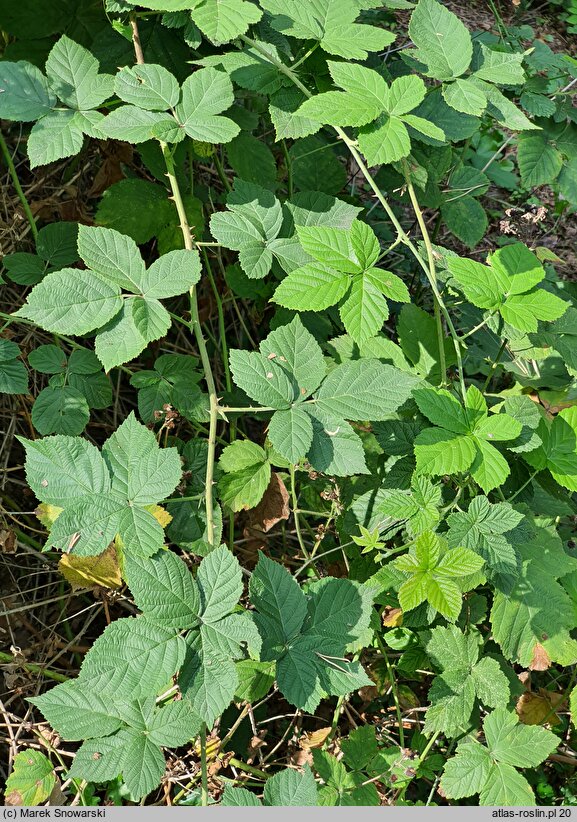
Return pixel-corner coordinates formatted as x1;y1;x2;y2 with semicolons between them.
299;726;331;750
517;689;564;726
529;642;551;671
59;544;122;591
0;529;16;553
245;473;289;533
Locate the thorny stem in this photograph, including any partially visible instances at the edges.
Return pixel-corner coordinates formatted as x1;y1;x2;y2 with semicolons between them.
162;144;219;547
130;14;218;547
0;130;38;240
239;34;466;398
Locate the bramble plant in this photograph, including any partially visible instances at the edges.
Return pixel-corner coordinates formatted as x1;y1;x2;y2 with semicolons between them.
2;0;577;808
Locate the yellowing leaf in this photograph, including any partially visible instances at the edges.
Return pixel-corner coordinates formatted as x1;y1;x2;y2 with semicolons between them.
35;502;63;528
5;750;55;806
382;606;403;627
59;543;122;590
145;503;173;529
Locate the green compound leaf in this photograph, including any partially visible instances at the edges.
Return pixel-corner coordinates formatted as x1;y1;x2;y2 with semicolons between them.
394;531;484;620
447;496;524;586
22;412;180;558
441;709;558;806
210;180;284;279
491;522;577;667
17;225;203;370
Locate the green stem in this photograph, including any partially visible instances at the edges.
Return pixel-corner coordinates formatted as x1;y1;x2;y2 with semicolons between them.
0;130;38;240
213;150;232;192
228;758;269;780
238;34;465;398
507;469;538;502
375;635;404;747
483;339;507;393
0;651;68;682
281;140;293;197
160;140;219;548
200;723;209;806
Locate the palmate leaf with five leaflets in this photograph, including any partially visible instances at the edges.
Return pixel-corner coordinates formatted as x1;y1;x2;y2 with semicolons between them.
446;496;525;591
490;520;577;668
249;553;374;711
0;36;114;167
20;412;182;558
423;625;510;736
441;708;559;805
16;226;202;371
296;63;445;165
392;531;484;621
447;243;569;334
229;316;418;472
413;385;522;492
273;220;411;345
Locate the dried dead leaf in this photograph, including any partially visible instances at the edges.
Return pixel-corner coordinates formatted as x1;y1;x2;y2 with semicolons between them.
246;473;289;533
529;642;551;671
516;689;564;726
299;726;331;750
0;529;16;553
